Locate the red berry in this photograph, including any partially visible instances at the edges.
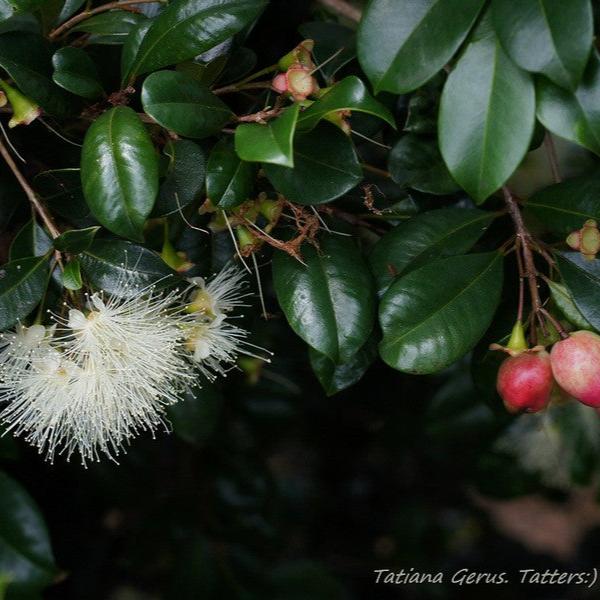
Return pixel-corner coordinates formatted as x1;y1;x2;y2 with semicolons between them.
550;330;600;407
496;351;553;413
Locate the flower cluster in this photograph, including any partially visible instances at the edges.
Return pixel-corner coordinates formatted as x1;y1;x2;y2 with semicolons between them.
0;265;267;465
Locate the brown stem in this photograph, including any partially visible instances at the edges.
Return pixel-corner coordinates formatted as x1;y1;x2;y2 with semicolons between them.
503;186;545;343
544;133;562;183
0;139;60;239
213;82;274;96
49;0;164;40
316;0;362;22
540;308;569;340
360;163;391;178
515;238;525;323
235;106;282;124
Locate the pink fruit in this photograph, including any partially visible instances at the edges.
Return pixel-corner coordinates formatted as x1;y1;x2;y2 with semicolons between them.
272;73;288;94
550;330;600;407
497;351;553;413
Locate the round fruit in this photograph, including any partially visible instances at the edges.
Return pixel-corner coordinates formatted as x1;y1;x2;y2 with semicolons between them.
497;351;553;413
550;330;600;407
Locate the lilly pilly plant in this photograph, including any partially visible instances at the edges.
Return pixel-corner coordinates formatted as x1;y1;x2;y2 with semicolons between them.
0;0;600;478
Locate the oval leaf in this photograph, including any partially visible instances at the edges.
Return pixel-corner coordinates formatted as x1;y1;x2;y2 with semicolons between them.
0;256;49;330
439;34;535;202
358;0;485;94
53;226;100;254
125;0;267;80
206;137;255;209
71;11;146;44
492;0;592;91
369;208;496;294
272;235;375;363
379;252;503;374
536;53;600;156
264;124;362;205
81;106;159;241
141;70;232;138
547;279;594;331
9;220;52;261
297;76;395;131
61;257;83;290
52;46;103;99
235;104;300;168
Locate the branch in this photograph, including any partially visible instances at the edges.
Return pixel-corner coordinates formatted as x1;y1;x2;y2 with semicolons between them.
49;0;164;40
316;0;362;22
0;139;60;239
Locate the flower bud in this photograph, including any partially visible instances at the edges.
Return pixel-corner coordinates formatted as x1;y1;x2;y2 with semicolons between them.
0;80;41;128
286;64;318;101
272;73;288;94
550;330;600;407
278;40;315;70
566;219;600;260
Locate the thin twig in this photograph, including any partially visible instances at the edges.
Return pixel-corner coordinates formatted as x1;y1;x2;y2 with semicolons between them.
316;0;362;22
360;163;391;178
213;81;273;96
49;0;164;40
0;138;60;239
540;307;569;339
544;133;562;183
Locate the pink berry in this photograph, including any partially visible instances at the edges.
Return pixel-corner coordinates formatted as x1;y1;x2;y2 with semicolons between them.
551;330;600;407
497;351;553;413
272;73;288;94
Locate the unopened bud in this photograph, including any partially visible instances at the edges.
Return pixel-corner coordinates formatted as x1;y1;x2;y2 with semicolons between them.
0;80;41;128
286;64;318;101
566;219;600;260
278;39;315;71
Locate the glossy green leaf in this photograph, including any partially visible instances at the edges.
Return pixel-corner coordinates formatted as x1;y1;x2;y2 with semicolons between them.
142;70;231;138
557;251;600;331
206;137;255;209
297;76;395;131
55;0;86;25
0;32;73;116
309;334;378;396
379;252;503;374
298;21;356;81
388;134;460;195
235;104;300;168
53;226;100;254
537;54;600;156
264;124;362;205
71;11;146;44
81;106;159;241
369;208;496;294
9;220;52;261
0;256;49;330
120;19;152;83
492;0;592;90
0;470;56;593
62;258;83;290
547;279;594;331
439;33;535;202
167;382;221;446
526;173;600;235
155;139;206;217
358;0;485;94
125;0;268;80
272;235;376;363
52;47;103;99
80;239;175;297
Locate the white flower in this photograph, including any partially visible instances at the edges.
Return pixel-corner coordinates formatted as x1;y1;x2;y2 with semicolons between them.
0;323;53;376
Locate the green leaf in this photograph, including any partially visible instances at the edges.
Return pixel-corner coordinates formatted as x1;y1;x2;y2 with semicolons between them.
141;70;231;138
55;0;86;25
536;53;600;156
298;21;356;81
120;19;152;84
71;11;146;44
0;32;73;116
206;137;255;209
557;251;600;331
53;226;100;254
264;124;362;205
388;134;460;195
155;139;206;217
369;208;496;295
52;47;103;99
9;220;52;261
272;235;376;363
491;0;592;91
125;0;267;81
80;239;175;297
235;104;300;168
0;470;56;594
81;106;159;241
0;256;49;330
525;173;600;235
547;279;594;331
309;334;378;396
167;382;221;446
297;76;395;131
439;33;535;202
61;257;83;290
358;0;485;94
379;252;503;374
